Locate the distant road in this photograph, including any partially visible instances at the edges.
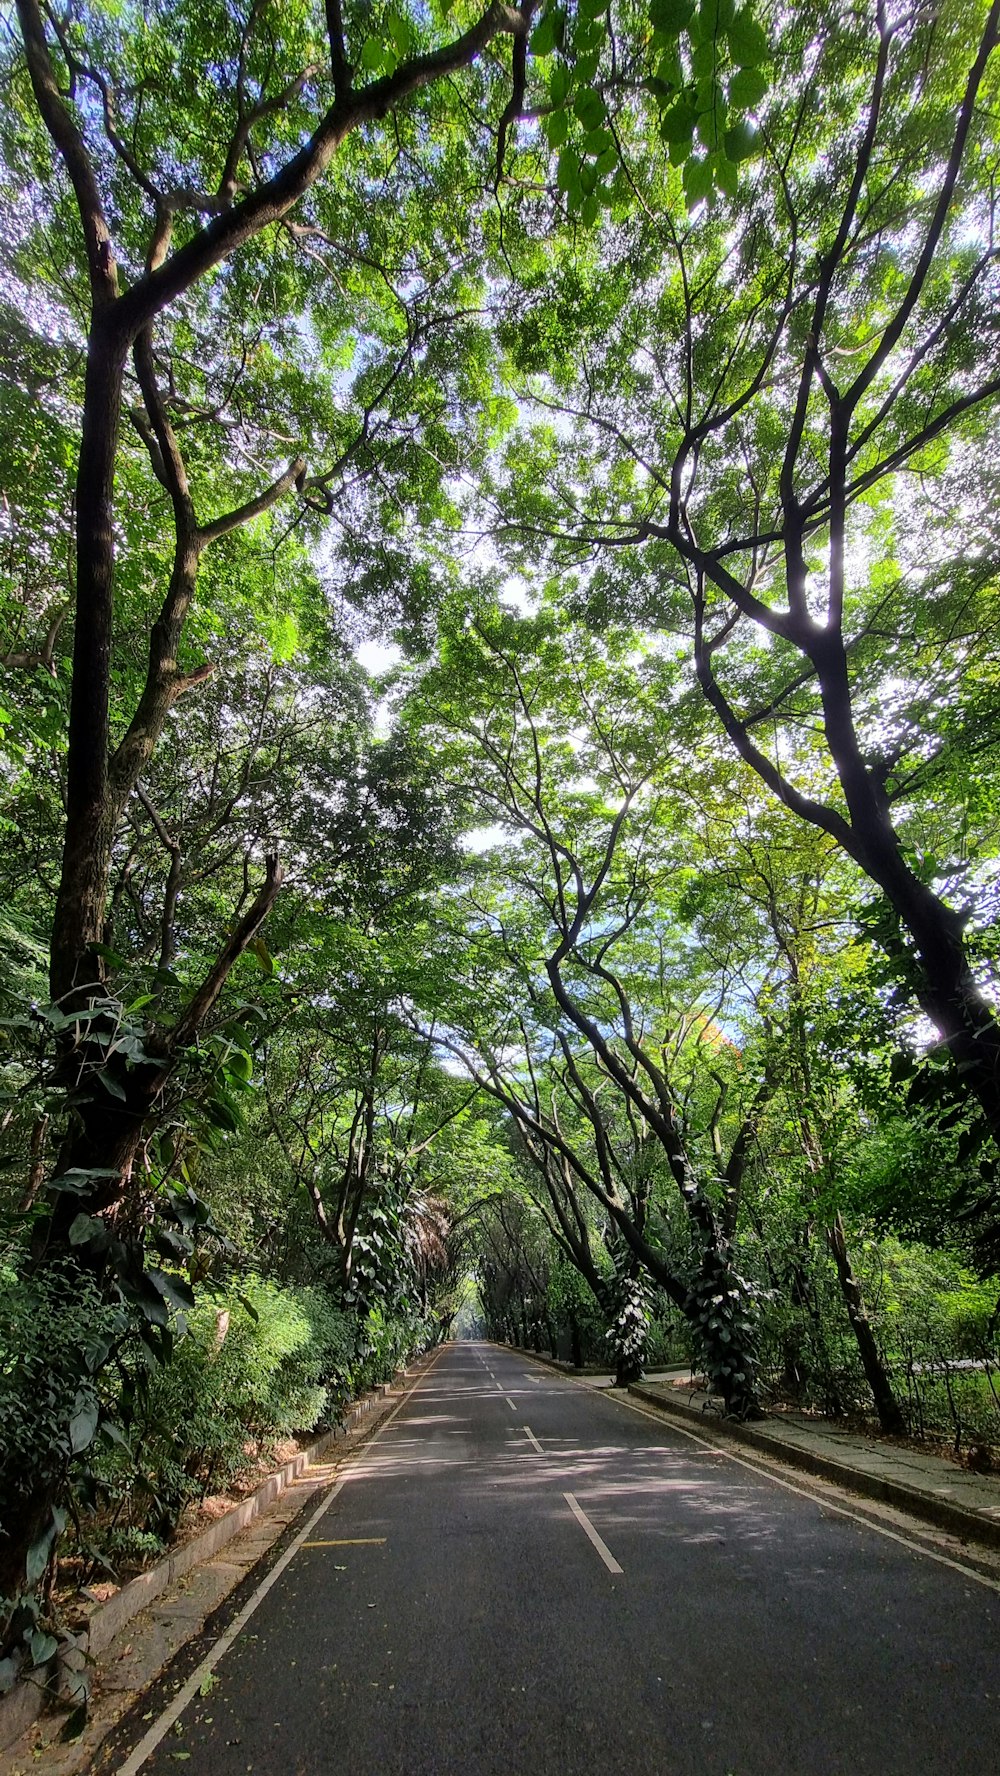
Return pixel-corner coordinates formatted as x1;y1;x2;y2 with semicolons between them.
105;1342;1000;1776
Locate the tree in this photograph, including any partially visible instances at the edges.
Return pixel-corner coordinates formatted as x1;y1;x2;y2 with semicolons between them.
0;0;537;1609
492;0;1000;1173
410;601;773;1410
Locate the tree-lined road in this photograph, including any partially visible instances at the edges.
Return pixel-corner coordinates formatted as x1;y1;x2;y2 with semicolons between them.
109;1344;999;1776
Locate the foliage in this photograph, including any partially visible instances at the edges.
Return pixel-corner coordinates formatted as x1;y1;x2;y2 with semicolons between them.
100;1276;354;1539
0;1264;127;1679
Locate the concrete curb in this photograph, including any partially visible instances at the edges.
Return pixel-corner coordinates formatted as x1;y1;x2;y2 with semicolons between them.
626;1383;1000;1553
0;1370;412;1753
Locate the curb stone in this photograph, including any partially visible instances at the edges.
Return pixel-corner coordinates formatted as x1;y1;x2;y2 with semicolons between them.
0;1364;419;1758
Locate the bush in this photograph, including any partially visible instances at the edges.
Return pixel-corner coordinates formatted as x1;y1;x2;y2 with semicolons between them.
0;1263;125;1555
102;1275;355;1537
866;1241;1000;1450
351;1301;429;1392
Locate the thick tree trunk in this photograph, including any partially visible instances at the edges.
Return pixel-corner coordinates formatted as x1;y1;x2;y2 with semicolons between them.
50;319;129;1007
814;630;1000;1157
826;1212;906;1435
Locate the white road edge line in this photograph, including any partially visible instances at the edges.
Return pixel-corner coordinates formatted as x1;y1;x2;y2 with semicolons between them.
523;1425;545;1454
520;1356;1000;1596
113;1348;447;1776
564;1491;623;1575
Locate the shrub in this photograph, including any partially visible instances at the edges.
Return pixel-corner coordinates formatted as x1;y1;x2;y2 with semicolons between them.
102;1275;355;1537
0;1264;125;1554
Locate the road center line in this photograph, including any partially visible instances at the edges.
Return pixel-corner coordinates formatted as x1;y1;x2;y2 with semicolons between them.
523;1425;545;1454
564;1492;623;1575
506;1396;518;1410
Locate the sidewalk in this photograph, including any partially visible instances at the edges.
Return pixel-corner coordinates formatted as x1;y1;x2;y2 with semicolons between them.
519;1351;1000;1556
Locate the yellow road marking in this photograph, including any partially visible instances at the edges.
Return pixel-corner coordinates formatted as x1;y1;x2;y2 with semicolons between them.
302;1537;387;1547
112;1346;449;1776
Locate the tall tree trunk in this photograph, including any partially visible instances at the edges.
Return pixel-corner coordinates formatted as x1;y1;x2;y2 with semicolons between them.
826;1212;906;1435
50;319;129;1007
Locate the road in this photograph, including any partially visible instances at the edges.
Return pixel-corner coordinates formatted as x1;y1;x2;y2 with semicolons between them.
106;1342;999;1776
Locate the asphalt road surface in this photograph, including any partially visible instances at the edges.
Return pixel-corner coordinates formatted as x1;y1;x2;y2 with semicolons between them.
108;1342;1000;1776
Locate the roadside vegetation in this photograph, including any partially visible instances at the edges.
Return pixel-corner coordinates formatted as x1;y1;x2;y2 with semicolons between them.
2;0;1000;1713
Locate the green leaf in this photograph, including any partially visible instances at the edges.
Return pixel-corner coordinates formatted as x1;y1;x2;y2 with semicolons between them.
26;1520;58;1585
530;7;561;56
203;1096;239;1133
29;1631;58;1668
723;119;758;161
68;1212;104;1246
544;107;569;148
549;62;570;106
88;942;125;968
691;36;717;76
150;1268;196;1314
725;9;769;65
696;87;726;148
654;48;684;88
682;153;713;207
649;0;695;31
360;36;387;72
126;992;158;1012
122;1274;170;1327
574;14;604;52
52;1167;120;1193
573;87;605;131
556;146;578;191
269;609;300;665
728;64;768;107
659;96;697;143
583;126;614;158
387;14;412;55
249;936;274;976
69;1395;100;1454
580;192;600;228
99;1419;132;1452
60;1702;89;1743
